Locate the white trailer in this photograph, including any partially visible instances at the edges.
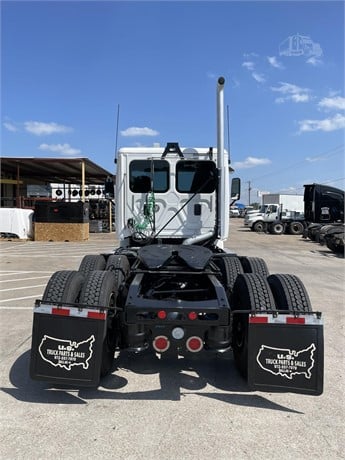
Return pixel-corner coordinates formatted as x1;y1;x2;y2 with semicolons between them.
262;194;304;212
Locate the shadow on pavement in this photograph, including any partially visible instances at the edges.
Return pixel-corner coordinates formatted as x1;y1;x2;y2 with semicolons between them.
2;349;303;414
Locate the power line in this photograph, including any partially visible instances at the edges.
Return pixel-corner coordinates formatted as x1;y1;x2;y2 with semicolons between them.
321;177;345;184
272;178;345;195
249;144;344;183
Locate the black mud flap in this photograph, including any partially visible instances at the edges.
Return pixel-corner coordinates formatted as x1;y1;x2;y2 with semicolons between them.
30;302;107;387
247;313;323;395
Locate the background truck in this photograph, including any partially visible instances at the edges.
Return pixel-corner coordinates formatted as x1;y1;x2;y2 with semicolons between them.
29;78;323;395
244;194;305;234
303;183;344;254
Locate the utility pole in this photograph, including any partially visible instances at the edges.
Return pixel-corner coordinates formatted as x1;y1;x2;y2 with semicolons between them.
247;181;252;206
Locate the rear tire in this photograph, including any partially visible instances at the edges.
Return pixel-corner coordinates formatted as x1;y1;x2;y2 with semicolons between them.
78;255;106;278
269;222;285;235
289;221;304;235
231;274;276;377
79;270;118;377
267;274;312;312
213;255;244;294
253;221;266;233
239;256;269;277
42;270;84;303
105;255;130;290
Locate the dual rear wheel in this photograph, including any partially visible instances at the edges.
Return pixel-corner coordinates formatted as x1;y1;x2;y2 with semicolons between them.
231;272;312;377
213;254;269;295
42;254;312;381
42;254;131;378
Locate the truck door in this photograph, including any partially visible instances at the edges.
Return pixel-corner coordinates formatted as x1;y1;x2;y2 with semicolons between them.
265;205;279;222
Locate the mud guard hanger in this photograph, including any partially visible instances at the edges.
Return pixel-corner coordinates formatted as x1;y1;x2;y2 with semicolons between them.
161;142;184;159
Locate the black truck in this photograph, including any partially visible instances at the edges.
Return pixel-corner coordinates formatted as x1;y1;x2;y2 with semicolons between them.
304;183;344;254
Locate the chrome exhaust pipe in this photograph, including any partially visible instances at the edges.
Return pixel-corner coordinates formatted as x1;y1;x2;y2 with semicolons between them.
217;76;225;171
216;77;229;241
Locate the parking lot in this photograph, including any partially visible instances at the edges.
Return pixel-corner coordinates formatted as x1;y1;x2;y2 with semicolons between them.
0;219;344;459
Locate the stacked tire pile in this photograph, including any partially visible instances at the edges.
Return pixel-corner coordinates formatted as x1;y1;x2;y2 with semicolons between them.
304;222;345;255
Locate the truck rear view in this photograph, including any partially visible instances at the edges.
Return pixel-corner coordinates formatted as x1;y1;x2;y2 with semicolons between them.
29;78;324;395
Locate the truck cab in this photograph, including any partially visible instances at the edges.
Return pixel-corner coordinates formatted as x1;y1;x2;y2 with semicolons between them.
116;143;229;248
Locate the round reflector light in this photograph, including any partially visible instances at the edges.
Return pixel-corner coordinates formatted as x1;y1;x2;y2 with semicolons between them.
186;336;203;353
153;335;170;352
157;310;167;320
188;311;198;321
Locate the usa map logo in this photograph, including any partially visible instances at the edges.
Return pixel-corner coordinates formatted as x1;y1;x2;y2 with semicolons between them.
38;335;95;371
256;344;316;380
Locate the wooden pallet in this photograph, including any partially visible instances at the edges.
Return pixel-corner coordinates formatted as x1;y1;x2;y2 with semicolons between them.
34;223;89;241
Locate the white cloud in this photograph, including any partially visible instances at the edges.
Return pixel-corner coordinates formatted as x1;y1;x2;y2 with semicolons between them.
242;55;267;84
305;155;326;163
242;61;255;71
271;82;307;95
274;97;285;104
3;122;18;132
120;126;159;137
252;72;266;83
298;113;345;133
39;143;81;155
25;121;72;136
327;90;341;98
291;93;310;103
267;56;284;69
243;52;259;58
271;82;311;103
233;156;271;169
318;96;345;111
306;57;323;66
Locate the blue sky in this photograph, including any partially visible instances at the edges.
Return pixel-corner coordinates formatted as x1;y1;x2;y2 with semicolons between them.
2;0;344;204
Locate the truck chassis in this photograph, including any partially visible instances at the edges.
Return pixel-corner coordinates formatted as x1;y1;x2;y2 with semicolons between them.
30;247;323;395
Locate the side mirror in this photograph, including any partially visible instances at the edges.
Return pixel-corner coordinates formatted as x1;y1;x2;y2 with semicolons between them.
231;177;241;200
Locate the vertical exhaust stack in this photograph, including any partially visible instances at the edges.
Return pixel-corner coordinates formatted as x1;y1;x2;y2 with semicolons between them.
217;77;230;241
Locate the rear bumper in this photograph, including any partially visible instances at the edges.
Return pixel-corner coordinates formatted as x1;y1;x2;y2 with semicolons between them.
123;273;231;351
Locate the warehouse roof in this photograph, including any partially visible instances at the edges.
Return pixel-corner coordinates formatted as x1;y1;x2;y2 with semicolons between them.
1;157;115;184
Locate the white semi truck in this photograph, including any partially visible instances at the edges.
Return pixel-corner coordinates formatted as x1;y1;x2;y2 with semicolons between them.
29;78;323;395
244;194;305;234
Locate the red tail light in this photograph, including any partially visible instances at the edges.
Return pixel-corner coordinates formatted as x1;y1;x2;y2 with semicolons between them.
186;336;203;352
153;335;170;352
157;310;167;319
188;311;198;321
